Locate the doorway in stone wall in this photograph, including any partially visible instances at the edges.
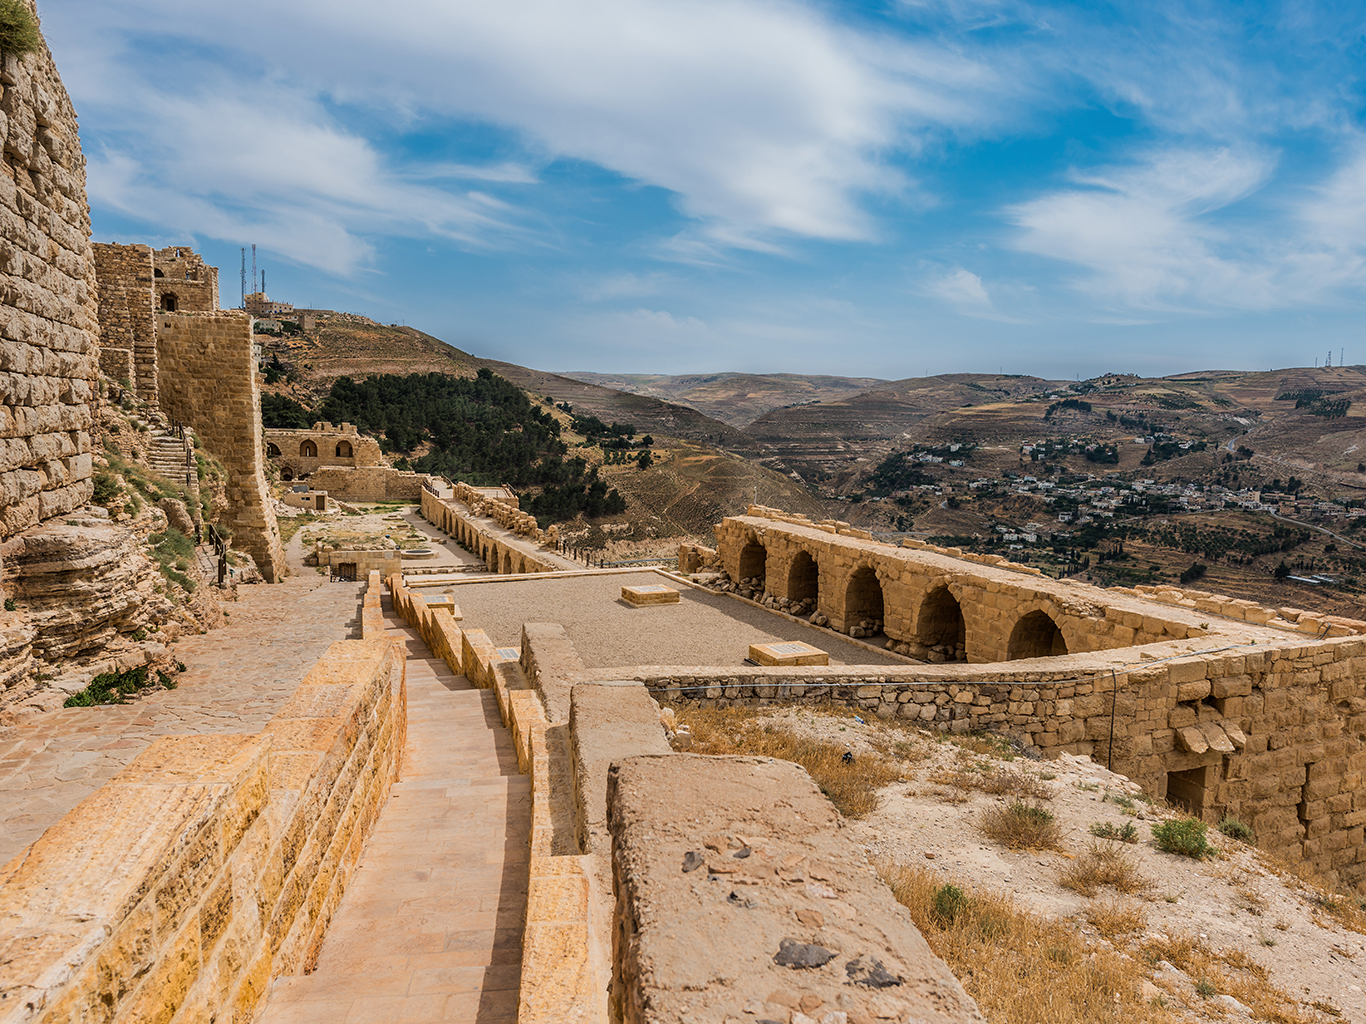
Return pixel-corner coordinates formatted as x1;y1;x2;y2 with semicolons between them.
917;586;966;661
1166;765;1210;815
1006;609;1067;659
845;566;884;638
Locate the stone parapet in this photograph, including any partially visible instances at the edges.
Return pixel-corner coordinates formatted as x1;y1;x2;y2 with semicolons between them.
421;486;566;575
0;635;407;1024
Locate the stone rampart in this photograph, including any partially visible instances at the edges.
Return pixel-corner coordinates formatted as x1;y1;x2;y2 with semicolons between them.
91;242;156;402
0;7;100;544
421;486;562;575
0;633;407;1024
156;310;286;581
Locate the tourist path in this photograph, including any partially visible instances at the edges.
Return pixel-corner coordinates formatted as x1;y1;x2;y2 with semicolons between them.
0;563;364;865
258;602;530;1024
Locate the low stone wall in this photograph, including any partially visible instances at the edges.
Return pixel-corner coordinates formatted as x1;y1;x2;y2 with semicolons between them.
303;466;435;503
0;634;407;1024
607;754;984;1023
421;486;561;575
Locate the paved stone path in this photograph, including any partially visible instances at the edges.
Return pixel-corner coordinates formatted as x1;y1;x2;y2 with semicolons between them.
0;556;363;865
259;604;529;1024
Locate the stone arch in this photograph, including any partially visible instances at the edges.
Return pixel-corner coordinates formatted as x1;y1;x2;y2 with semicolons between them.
300;440;317;458
336;440;353;458
786;550;818;604
281;468;293;481
266;442;281;458
737;538;766;583
1007;609;1068;660
844;565;885;635
153;268;165;278
161;293;178;311
917;585;966;661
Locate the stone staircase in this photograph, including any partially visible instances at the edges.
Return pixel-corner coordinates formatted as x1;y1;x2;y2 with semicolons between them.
145;425;196;490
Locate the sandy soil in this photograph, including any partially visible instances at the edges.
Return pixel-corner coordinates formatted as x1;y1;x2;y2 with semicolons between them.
698;706;1366;1023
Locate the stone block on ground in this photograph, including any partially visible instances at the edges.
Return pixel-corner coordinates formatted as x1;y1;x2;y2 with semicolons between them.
749;640;829;667
606;754;985;1024
622;584;680;607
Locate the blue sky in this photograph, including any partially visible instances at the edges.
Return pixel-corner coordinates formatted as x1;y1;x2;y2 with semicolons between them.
43;0;1366;379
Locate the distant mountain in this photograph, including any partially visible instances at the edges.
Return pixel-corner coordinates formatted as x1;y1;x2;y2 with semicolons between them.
560;371;887;427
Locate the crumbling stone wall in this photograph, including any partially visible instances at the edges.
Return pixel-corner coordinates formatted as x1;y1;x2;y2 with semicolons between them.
91;242;157;402
152;244;218;312
156;310;286;581
264;421;385;480
306;465;432;502
421;485;562;575
0;7;99;544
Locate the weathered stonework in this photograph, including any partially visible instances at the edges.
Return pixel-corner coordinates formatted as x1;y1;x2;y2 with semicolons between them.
156;310;286;582
91;242;156;402
151;245;218;313
422;484;565;575
0;5;99;546
263;421;385;481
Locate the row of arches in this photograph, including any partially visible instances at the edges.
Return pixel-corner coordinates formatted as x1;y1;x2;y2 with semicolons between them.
266;440;354;459
733;537;1068;662
433;504;538;576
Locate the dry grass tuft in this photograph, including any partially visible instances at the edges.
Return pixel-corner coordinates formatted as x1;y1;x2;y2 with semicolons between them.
1059;843;1152;897
880;861;1167;1024
929;763;1053;800
979;800;1064;851
676;705;902;818
1141;932;1314;1023
1087;898;1147;941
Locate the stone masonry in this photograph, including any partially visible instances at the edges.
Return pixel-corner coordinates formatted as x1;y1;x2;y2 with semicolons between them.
90;242;156;401
156;310;286;581
264;420;385;481
0;5;99;545
152;245;218;313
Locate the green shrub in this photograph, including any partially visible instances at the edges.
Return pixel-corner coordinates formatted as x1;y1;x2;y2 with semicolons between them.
1217;816;1254;842
1089;821;1139;843
3;597;14;612
91;471;121;506
932;884;970;927
0;1;40;56
63;666;148;707
1152;818;1214;858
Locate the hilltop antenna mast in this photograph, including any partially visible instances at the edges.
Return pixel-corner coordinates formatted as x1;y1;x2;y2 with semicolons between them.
239;248;246;308
1327;349;1333;368
251;244;257;300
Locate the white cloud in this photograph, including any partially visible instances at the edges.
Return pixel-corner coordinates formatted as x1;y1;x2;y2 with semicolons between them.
921;265;1024;322
48;0;1014;272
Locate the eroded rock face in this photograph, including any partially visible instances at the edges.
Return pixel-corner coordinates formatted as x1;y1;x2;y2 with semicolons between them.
2;518;168;659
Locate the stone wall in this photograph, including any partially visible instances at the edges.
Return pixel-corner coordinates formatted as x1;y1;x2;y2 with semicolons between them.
0;5;99;545
91;242;156;402
0;634;406;1024
264;421;385;481
152;245;218;313
298;466;430;503
156;310;286;581
421;486;562;575
713;509;1332;662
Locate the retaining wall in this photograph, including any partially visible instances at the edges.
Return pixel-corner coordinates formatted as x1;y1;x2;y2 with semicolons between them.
420;486;562;575
0;631;407;1024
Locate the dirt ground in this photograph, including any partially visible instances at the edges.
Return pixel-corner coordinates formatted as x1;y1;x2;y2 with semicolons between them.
676;704;1366;1023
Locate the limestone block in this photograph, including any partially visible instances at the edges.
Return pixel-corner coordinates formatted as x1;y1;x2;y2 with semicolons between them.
1176;726;1209;754
621;584;680;606
748;641;829;667
1199;722;1235;754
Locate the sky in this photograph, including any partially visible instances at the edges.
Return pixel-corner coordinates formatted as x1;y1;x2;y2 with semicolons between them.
41;0;1366;380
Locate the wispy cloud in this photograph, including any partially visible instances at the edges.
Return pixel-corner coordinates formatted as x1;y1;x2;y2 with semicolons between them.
920;265;1025;322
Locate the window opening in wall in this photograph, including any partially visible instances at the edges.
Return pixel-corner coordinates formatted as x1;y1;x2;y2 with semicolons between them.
845;566;884;636
160;293;177;311
1166;766;1209;815
300;440;317;458
336;440;353;458
917;586;966;661
266;442;281;458
1006;609;1067;660
281;469;293;481
154;268;164;278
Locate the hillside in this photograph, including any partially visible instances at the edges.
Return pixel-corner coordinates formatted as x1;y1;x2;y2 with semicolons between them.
561;370;886;427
